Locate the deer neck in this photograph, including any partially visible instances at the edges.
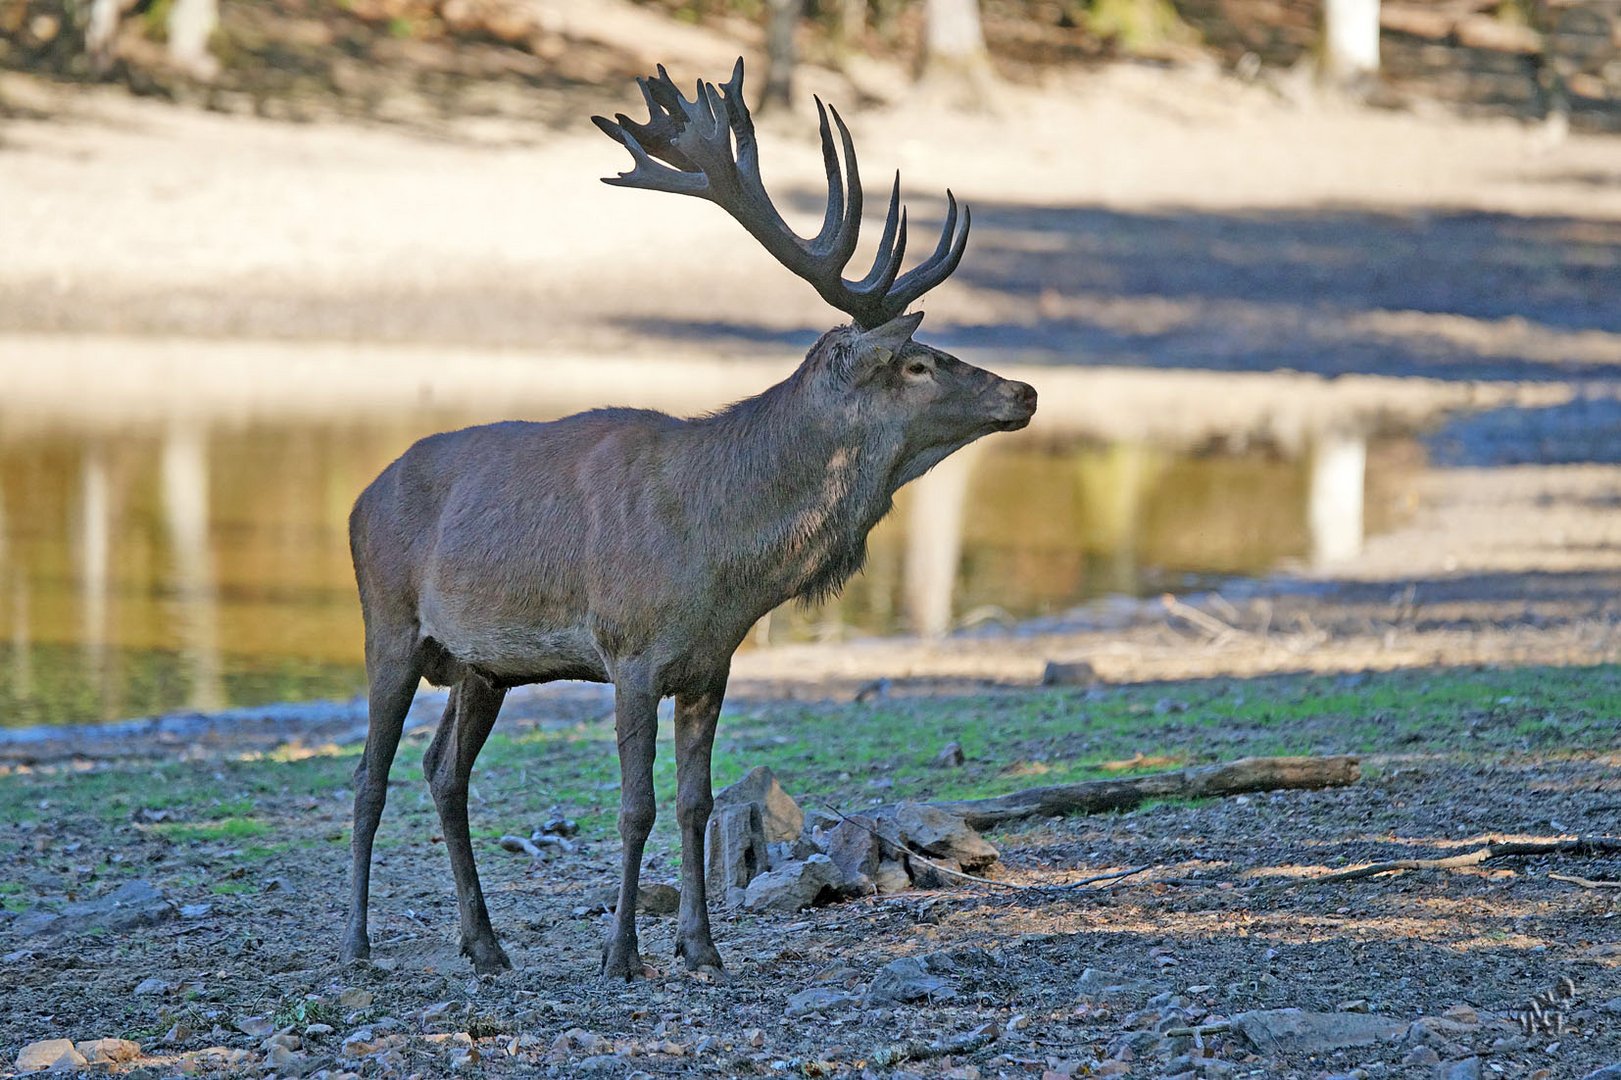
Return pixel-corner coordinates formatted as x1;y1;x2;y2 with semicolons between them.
693;374;897;605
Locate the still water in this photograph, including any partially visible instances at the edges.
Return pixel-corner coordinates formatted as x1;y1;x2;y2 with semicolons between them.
0;372;1413;727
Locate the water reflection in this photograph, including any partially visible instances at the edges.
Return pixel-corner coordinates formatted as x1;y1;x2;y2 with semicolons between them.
0;408;1410;728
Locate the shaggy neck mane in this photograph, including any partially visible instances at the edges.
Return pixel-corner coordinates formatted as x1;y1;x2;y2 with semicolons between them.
682;368;898;604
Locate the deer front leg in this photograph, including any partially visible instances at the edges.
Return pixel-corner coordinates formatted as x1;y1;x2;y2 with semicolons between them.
673;678;727;973
602;667;658;980
425;674;510;974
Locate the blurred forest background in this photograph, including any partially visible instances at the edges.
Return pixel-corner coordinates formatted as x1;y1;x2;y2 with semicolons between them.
1;0;1618;132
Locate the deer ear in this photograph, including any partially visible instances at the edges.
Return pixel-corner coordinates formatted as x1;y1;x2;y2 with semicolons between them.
856;311;925;364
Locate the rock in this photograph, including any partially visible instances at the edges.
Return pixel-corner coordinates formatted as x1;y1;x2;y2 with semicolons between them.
16;1039;88;1072
1231;1009;1405;1055
705;803;768;904
236;1015;275;1038
821;815;882;889
933;741;965;767
263;1042;310;1076
133;976;170;996
713;766;803;844
873;859;911;894
1404;1016;1475;1055
785;987;861;1017
1041;660;1097;686
865;956;956;1005
23;880;175;938
637;883;680;915
75;1038;141;1065
743;854;838;913
883;803;998;870
1438;1058;1481;1080
910;854;964;888
337;988;373;1009
1403;1046;1442;1066
1580;1065;1621;1079
549;1028;610;1059
303;1024;334;1037
1076;968;1160;999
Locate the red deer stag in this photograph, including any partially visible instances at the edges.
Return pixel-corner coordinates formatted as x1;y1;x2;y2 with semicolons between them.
341;59;1037;979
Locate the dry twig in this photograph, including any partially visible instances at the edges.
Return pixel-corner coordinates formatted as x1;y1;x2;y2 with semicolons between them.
1282;836;1621;888
1549;871;1621;890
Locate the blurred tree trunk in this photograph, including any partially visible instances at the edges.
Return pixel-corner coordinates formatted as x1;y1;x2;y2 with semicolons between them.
761;0;802;112
921;0;996;103
167;0;220;80
1321;0;1380;85
84;0;122;74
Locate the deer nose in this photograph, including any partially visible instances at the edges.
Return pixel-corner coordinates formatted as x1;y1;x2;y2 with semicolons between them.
1011;382;1037;415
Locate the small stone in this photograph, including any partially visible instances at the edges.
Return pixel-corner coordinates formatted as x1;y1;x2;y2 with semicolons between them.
873;859;911;894
179;903;213;919
133;976;170;996
263;1043;309;1076
16;1039;89;1072
865;956;956;1006
1041;660;1097;686
744;1029;765;1047
1403;1046;1441;1066
1439;1058;1481;1080
743;854;838;913
933;741;966;768
1579;1065;1621;1079
236;1016;274;1038
303;1024;334;1037
338;988;373;1009
785;987;861;1017
636;883;680;915
75;1038;141;1065
1442;1005;1479;1025
1076;967;1159;999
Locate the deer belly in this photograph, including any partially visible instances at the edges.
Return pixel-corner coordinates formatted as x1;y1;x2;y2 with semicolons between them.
419;597;606;684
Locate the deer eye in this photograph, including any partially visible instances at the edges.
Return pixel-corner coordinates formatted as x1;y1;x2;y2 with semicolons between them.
904;360;931;377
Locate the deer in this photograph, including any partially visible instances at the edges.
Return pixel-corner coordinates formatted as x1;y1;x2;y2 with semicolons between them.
340;58;1037;980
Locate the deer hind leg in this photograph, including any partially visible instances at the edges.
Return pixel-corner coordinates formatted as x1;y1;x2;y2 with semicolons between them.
342;631;423;964
424;671;509;974
602;661;658;980
673;678;727;973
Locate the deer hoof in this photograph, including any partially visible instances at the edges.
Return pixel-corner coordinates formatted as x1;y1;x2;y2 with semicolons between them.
600;944;648;982
675;939;724;974
462;937;512;975
339;933;371;965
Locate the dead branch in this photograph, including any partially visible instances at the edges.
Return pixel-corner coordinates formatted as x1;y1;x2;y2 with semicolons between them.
928;756;1362;830
1284;837;1621;887
1549;871;1621;890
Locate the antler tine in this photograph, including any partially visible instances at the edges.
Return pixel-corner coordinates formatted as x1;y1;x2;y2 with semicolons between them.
885;193;971;313
597;58;971;328
807;98;848;260
849;171;908;297
592;118;711;196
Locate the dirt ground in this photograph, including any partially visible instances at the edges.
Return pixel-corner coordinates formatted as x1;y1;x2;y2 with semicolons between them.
2;7;1621;1077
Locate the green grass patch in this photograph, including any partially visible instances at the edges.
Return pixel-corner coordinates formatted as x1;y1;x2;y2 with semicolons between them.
1;663;1615;857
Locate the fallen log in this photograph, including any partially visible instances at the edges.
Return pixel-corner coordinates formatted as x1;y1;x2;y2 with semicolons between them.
928;755;1361;830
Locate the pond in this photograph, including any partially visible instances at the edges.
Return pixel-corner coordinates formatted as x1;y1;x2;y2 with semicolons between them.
0;346;1420;727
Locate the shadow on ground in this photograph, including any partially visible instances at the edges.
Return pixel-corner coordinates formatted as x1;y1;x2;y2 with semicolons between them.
625;199;1621;382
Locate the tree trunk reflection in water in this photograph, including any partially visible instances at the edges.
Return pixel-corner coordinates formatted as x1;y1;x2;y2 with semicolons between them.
162;425;225;711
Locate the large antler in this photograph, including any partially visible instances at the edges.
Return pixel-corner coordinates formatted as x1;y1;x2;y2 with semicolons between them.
591;58;969;330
